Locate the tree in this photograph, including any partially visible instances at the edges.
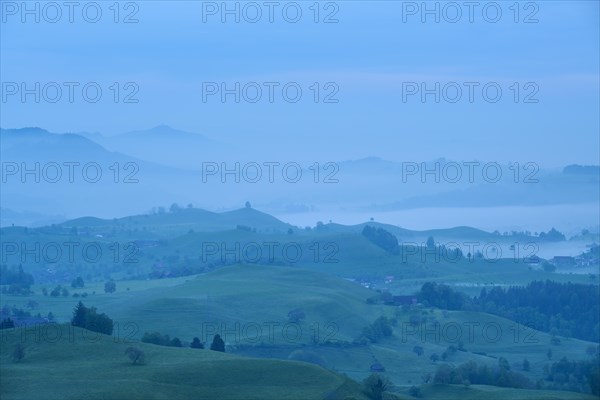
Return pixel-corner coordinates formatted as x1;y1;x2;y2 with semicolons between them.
190;337;204;349
522;358;531;371
413;345;424;356
498;357;511;370
104;280;116;294
124;347;145;365
50;285;62;297
71;277;85;288
433;364;453;384
0;318;15;329
430;353;440;363
170;337;182;347
363;373;389;400
245;201;251;209
539;228;566;242
426;236;435;248
72;301;87;328
546;348;553;360
210;334;225;352
61;287;69;297
12;343;25;362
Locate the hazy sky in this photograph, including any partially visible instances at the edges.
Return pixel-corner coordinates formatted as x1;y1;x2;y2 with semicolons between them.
1;1;598;166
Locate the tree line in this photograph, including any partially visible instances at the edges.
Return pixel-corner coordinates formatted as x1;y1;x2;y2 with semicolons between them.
142;330;225;352
417;280;600;342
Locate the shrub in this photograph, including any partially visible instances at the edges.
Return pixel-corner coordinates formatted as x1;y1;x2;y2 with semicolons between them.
124;347;145;365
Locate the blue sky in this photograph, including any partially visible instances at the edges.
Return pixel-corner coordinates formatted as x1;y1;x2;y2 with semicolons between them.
1;0;598;166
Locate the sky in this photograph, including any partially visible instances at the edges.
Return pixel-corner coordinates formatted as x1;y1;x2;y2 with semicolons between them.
1;0;599;166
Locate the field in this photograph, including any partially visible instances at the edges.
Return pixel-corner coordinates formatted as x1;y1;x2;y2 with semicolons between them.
3;265;597;387
0;325;368;400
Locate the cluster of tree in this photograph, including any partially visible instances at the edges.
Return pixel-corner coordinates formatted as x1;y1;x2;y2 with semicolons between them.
417;282;467;310
49;285;70;297
437;343;466;361
71;277;85;288
141;331;184;347
0;318;15;329
361;226;399;254
362;373;390;400
360;316;393;343
476;281;600;342
0;265;34;286
433;359;533;389
538;228;566;241
0;265;34;295
71;302;114;335
417;280;600;341
544;356;600;395
1;305;31;317
141;332;225;352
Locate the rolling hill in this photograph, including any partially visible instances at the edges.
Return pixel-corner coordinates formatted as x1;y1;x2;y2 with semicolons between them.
0;325;368;400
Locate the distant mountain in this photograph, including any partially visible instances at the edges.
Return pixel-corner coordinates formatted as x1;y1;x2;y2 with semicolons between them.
2;126;598;226
0;127;129;163
85;125;229;169
0;127;195;219
0;208;65;227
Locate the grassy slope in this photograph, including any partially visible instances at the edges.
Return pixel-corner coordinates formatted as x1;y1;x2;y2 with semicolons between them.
403;384;598;399
6;265;379;344
6;266;596;389
0;325;368;400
